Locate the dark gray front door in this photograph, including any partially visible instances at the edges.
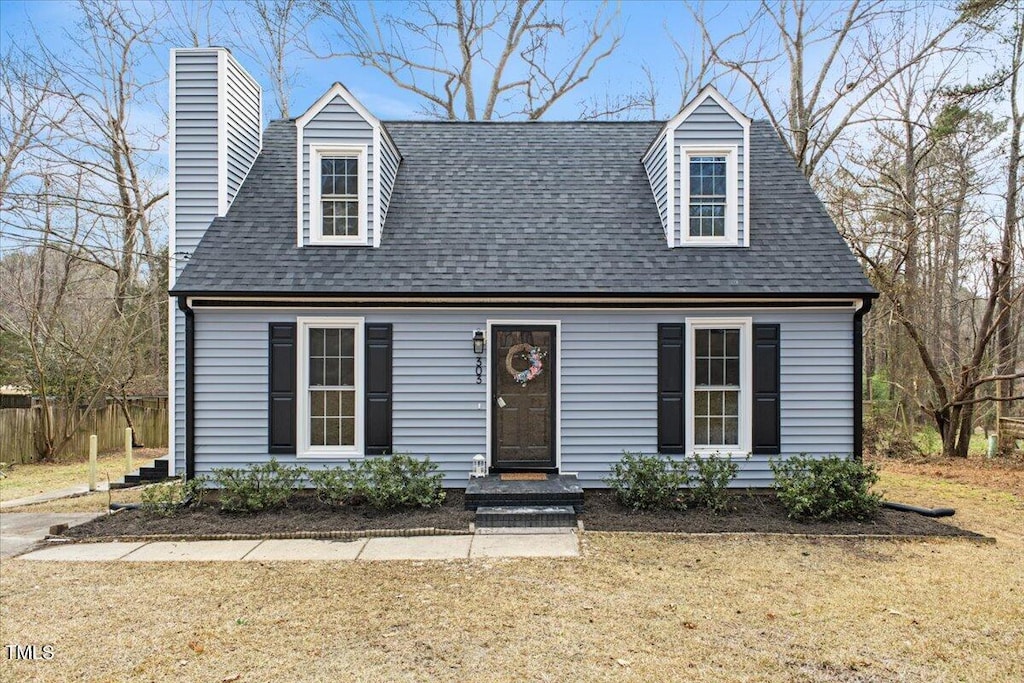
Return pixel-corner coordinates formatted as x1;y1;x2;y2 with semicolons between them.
491;325;556;471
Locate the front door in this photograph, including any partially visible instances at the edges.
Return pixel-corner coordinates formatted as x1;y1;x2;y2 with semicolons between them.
491;325;557;471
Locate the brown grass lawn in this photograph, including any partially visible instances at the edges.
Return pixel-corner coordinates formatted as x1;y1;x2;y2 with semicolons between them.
1;460;1022;682
0;448;164;502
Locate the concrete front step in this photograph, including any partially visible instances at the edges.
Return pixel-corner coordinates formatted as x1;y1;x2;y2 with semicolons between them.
465;474;584;512
475;505;577;528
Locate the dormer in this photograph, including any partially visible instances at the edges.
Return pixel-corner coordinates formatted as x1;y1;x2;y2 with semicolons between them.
295;83;401;248
643;85;750;248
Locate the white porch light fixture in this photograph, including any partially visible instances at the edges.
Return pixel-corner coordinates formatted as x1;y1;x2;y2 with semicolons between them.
471;454;486;478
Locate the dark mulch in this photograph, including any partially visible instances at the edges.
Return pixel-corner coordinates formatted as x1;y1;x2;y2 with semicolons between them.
64;490;473;539
581;490;984;538
64;488;985;540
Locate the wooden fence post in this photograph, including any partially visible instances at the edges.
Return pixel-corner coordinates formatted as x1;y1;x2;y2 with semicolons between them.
88;435;97;491
125;427;133;473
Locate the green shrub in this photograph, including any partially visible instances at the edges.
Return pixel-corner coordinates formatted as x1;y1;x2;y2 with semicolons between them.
357;454;445;510
140;476;208;516
212;458;305;513
606;452;689;510
688;452;741;513
308;464;362;507
771;454;882;522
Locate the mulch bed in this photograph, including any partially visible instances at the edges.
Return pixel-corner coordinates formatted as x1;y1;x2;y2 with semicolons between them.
581;489;985;538
64;490;474;539
62;488;986;541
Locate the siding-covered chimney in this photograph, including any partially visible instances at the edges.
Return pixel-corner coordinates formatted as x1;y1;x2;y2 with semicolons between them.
169;48;261;476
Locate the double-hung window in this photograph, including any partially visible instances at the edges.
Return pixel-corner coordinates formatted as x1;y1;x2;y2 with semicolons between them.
686;319;751;453
310;145;366;244
681;147;738;244
298;318;364;456
689;156;727;237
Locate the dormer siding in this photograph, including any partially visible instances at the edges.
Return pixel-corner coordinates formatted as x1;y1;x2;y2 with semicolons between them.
642;130;669;243
673;98;746;246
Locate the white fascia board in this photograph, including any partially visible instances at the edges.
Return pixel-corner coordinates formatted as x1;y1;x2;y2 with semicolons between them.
295;82;380;129
373;126;382;248
666;84;752;130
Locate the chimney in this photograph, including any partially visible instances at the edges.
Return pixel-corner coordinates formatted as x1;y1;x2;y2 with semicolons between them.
168;48;261;477
169;47;262;281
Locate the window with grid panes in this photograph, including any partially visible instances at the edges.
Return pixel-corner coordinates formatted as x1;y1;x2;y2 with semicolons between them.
307;326;356;446
693;327;740;446
688;156;727;237
320;157;359;237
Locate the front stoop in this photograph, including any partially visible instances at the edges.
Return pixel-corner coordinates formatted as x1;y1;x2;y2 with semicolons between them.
466;474;583;529
475;505;577;528
464;474;584;512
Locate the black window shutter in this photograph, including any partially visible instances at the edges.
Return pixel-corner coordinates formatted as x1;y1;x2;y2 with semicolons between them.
752;324;781;455
365;324;393;456
268;323;297;454
658;324;686;454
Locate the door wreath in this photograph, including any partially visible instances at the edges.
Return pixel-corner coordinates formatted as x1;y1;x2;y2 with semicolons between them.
506;343;546;385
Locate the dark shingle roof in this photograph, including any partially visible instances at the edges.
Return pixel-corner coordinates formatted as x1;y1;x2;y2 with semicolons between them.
172;119;875;297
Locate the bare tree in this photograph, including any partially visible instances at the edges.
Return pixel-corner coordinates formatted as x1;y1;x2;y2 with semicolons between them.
227;0;322;118
687;0;965;178
26;0;168;315
312;0;622;120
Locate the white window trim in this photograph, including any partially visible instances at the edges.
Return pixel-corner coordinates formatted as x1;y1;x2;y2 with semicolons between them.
680;145;739;246
685;317;752;456
309;144;368;245
296;316;365;458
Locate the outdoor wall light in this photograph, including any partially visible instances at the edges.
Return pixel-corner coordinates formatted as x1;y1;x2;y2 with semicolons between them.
472;453;486;478
473;330;485;384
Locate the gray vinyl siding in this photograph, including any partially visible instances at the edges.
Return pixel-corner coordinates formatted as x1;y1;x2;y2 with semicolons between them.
170;48;262;474
224;57;261;208
642;132;669;239
673;99;746;244
171;49;220;475
300;95;375;245
189;307;853;488
378;131;401;230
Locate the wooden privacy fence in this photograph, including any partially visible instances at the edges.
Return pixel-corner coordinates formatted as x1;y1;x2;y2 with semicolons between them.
0;397;168;464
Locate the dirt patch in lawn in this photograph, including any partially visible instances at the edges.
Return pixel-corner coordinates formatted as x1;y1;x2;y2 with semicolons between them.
581;489;984;538
63;489;474;539
870;452;1024;498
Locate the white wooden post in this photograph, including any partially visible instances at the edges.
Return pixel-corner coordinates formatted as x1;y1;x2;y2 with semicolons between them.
88;435;98;491
125;428;134;473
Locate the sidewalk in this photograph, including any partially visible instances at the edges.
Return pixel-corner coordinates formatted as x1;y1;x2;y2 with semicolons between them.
0;483;111;510
13;531;579;562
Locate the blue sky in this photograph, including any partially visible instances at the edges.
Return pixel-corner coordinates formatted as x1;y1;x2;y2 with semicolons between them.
0;0;755;122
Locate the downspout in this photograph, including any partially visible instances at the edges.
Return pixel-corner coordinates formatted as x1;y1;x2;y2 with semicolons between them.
177;296;195;480
853;296;874;461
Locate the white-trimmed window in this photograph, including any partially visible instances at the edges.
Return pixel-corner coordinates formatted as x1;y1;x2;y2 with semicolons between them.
310;145;366;244
686;318;751;454
681;146;738;245
297;317;364;456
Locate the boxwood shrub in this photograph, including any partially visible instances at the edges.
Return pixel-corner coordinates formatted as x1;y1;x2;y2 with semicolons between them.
606;452;689;510
771;454;882;522
212;458;305;513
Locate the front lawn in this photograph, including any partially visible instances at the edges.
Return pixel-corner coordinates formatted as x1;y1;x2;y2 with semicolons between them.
1;460;1021;682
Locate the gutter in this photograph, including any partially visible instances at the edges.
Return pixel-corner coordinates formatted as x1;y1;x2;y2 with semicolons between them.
177;296;195;480
853;296;874;461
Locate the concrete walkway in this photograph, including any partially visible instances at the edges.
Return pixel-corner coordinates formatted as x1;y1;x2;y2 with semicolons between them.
0;512;104;558
1;483;110;510
13;530;579;562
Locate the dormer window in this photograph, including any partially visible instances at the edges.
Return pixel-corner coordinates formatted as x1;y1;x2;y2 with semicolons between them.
688;155;727;237
680;146;738;245
309;144;366;244
321;157;359;237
